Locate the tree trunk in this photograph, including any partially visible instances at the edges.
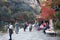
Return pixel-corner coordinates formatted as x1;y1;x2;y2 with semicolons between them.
49;19;54;30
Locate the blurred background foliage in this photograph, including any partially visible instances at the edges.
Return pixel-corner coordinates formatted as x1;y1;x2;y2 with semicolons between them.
0;0;60;31
0;1;37;31
54;11;60;30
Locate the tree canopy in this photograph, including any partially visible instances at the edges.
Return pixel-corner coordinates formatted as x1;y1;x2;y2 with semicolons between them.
0;1;37;23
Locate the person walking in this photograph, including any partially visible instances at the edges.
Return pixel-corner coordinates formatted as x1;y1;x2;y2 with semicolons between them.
15;21;19;34
29;24;32;32
43;22;50;34
37;20;43;30
23;22;28;32
8;23;13;40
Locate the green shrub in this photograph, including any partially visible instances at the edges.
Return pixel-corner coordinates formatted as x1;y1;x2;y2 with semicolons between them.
54;22;60;30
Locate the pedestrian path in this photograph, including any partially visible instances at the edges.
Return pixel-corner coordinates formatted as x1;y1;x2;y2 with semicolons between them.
0;27;60;40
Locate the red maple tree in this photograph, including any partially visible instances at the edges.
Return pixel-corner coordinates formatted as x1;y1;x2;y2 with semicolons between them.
40;6;55;20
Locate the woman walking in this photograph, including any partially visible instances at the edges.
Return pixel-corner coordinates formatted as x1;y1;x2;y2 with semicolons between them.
8;23;13;40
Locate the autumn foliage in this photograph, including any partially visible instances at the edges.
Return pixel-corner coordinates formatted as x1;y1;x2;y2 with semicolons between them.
38;0;55;20
40;6;55;20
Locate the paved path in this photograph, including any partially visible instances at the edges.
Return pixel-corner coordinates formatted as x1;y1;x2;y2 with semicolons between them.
0;27;60;40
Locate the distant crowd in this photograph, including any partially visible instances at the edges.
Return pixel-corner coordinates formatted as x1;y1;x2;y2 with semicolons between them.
7;20;50;40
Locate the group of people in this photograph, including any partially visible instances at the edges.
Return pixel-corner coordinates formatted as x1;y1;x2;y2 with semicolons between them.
22;22;32;32
34;20;50;34
8;20;50;40
8;21;33;40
